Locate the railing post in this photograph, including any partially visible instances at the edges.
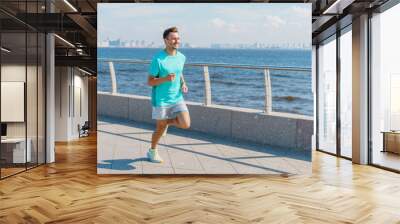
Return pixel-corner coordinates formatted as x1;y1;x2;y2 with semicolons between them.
108;61;117;94
264;68;272;114
203;65;212;106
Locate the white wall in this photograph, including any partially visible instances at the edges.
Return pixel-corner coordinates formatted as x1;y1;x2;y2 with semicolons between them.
55;66;70;141
55;67;89;141
1;64;26;82
71;71;89;138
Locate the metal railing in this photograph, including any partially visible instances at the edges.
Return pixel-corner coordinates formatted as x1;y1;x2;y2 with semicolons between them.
98;58;311;114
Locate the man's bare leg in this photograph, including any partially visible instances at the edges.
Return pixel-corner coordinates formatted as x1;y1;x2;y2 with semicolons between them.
166;111;191;129
151;120;168;149
151;111;190;149
148;112;190;162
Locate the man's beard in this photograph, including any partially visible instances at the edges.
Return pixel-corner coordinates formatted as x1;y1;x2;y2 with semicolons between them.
166;43;178;50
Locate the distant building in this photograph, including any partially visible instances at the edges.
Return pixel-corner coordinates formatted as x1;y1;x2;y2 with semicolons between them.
109;39;121;47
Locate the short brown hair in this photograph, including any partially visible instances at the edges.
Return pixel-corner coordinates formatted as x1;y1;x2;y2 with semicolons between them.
163;27;178;39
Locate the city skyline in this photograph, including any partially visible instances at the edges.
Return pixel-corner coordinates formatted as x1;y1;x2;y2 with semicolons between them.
98;3;311;49
98;38;311;49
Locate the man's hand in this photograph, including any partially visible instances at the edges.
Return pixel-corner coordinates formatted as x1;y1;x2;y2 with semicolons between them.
181;83;188;93
165;73;176;82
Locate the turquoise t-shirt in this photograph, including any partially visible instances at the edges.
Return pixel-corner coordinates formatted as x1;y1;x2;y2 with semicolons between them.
149;50;186;107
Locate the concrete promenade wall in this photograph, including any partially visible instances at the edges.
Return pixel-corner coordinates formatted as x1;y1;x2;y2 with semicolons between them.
98;92;314;150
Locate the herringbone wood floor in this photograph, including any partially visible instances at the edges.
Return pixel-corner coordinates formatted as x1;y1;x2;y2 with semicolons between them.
1;133;400;224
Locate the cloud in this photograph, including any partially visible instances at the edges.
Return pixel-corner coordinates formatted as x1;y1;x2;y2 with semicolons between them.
264;15;286;29
211;18;227;28
210;18;239;33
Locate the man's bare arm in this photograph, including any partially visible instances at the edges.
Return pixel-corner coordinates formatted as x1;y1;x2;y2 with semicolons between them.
148;74;176;86
180;74;186;86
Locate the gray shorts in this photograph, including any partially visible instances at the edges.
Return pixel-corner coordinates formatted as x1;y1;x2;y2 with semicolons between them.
152;101;189;120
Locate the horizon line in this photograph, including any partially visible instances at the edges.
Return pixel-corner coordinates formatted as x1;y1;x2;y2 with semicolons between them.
97;46;312;50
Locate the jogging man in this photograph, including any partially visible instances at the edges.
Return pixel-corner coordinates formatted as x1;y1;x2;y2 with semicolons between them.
147;27;191;163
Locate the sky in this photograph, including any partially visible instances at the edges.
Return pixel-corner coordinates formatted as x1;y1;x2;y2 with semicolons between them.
98;3;311;47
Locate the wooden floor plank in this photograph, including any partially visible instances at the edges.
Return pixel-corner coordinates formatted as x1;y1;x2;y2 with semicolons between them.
0;133;399;223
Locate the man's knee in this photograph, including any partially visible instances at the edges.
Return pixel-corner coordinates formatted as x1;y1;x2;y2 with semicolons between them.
158;119;168;125
181;121;191;129
156;120;168;131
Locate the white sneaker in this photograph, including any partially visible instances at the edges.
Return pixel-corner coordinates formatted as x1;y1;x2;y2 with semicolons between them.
147;149;163;163
162;125;168;137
